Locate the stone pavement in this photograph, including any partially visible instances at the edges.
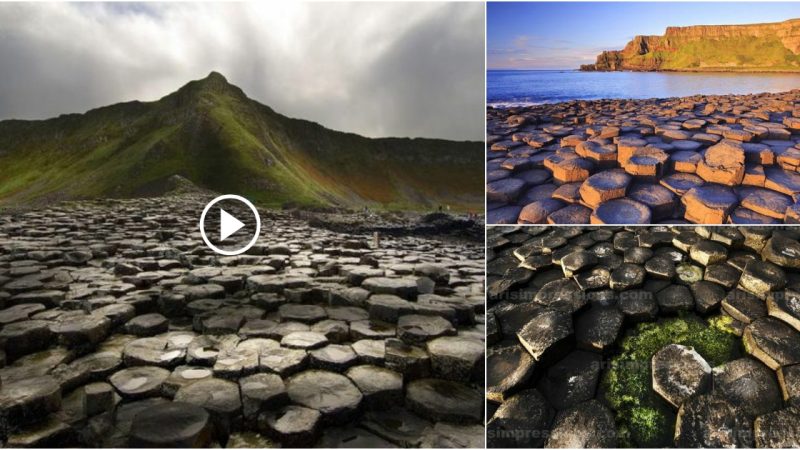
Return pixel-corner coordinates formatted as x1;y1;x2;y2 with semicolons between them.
487;90;800;224
487;225;800;448
0;193;485;448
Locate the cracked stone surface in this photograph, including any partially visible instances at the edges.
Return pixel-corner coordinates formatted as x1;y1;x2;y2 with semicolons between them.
488;91;800;224
0;193;484;447
487;225;800;448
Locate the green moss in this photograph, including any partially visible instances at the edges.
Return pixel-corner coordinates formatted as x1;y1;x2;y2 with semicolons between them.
602;314;742;447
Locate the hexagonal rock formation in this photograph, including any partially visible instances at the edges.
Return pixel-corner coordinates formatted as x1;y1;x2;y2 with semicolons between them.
651;344;712;409
0;193;484;447
488;90;800;224
487;226;800;449
711;357;782;417
754;406;800;447
674;394;753;448
744;317;800;370
487;389;553;448
544;399;617;448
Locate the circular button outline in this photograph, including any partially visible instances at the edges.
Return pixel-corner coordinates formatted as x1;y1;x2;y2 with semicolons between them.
199;194;261;256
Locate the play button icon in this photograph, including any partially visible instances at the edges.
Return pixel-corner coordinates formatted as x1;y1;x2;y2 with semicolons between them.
199;194;261;255
219;208;245;241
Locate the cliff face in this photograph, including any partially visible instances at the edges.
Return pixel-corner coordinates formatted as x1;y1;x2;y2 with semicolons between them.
581;18;800;72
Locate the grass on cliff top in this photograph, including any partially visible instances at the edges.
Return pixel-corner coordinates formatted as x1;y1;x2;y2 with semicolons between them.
631;36;800;71
602;314;742;448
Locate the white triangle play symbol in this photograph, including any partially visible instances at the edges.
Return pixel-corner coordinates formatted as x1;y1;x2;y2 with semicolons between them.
219;208;244;241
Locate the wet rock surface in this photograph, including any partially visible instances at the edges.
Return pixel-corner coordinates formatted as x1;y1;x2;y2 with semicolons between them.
487;91;800;224
0;193;484;447
487;225;800;448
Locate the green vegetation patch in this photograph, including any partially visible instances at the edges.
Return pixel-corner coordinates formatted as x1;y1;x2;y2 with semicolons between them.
602;313;742;447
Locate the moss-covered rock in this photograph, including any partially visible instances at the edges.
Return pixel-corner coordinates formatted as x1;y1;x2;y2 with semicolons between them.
601;313;742;447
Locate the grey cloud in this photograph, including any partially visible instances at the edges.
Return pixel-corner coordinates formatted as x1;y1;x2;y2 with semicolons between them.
0;2;484;141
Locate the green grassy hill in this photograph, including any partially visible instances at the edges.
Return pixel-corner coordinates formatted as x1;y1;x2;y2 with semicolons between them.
581;18;800;72
0;72;482;211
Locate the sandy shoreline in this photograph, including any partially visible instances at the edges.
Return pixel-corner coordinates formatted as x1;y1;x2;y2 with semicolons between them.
487;89;800;225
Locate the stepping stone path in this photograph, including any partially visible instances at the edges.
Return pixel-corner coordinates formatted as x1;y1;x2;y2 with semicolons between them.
488;225;800;448
488;91;800;224
0;193;484;447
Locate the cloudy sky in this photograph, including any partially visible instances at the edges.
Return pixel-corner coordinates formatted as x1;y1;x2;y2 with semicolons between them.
488;2;800;70
0;2;484;141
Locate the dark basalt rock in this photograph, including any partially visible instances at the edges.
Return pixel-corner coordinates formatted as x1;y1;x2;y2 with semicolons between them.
744;317;800;370
674;394;754;448
712;357;782;418
517;309;574;361
545;399;617;448
486;345;535;403
488;389;554;448
652;344;711;409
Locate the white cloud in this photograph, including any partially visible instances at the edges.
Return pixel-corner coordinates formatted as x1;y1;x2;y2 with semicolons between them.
0;2;485;141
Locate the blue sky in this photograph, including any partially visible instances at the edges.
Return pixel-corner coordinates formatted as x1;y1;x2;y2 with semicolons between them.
488;2;800;69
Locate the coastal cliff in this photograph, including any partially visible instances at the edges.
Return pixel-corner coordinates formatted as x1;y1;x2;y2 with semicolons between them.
580;18;800;72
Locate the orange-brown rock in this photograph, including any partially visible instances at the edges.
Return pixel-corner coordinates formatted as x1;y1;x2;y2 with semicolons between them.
682;185;739;223
696;140;746;186
579;170;632;208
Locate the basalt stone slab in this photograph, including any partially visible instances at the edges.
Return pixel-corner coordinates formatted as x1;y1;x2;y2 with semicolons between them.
744;317;800;370
360;406;432;447
651;344;711;409
712;357;782;418
690;280;727;313
129;402;213;448
537;350;601;410
486;345;535;403
561;251;598;277
518;199;566;224
574;267;611;291
722;289;767;324
739;259;787;299
675;394;754;447
656;284;694;313
544;399;617;448
591;198;652;224
763;232;800;269
618;289;658;322
345;365;403;407
682;185;738;223
754;406;800;448
609;263;646;290
533;278;586;312
517;309;573;361
689;240;728;266
423;336;483;384
174;377;242;436
405;378;482;424
488;389;554;448
239;373;288;421
778;364;800;406
259;347;308;377
397;315;456;345
767;290;800;332
0;375;61;430
0;320;52;361
109;366;170;399
308;344;358;372
259;405;321;447
287;370;363;424
579;170;631;208
574;305;623;353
